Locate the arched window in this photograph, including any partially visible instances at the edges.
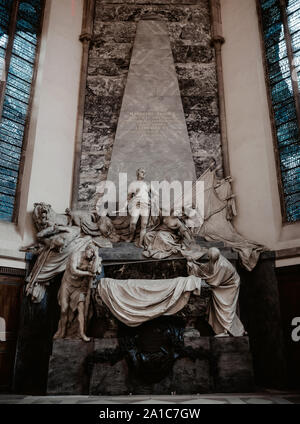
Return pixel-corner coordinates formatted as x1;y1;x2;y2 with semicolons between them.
0;0;44;221
258;0;300;222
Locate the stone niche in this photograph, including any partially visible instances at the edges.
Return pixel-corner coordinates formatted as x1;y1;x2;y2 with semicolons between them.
78;0;222;209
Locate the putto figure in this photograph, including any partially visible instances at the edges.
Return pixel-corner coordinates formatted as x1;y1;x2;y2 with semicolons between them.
54;243;102;342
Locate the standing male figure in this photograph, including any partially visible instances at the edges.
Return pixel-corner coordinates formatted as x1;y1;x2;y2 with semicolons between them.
127;168;152;247
54;243;101;342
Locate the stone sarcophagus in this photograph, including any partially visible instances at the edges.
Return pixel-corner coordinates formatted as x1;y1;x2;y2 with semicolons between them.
47;245;254;396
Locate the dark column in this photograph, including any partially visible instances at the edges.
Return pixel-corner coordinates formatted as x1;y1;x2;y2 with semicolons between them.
239;253;288;389
13;268;61;395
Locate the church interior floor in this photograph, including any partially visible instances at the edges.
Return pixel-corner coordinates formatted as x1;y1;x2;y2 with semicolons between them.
0;392;300;404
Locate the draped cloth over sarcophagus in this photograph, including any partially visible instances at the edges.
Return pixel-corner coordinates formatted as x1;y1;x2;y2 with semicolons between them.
97;276;202;327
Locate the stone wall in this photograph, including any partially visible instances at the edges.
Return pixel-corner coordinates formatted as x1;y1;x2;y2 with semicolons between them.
78;0;222;209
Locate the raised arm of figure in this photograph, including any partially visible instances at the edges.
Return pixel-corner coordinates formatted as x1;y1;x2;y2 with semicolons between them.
69;252;92;277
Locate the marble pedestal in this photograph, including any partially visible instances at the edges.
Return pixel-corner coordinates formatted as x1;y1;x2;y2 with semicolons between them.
47;243;253;395
47;336;254;395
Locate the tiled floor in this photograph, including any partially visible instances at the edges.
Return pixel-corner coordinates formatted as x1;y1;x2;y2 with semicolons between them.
0;392;299;404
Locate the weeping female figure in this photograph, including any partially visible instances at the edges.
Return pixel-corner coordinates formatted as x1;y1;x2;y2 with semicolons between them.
187;247;246;337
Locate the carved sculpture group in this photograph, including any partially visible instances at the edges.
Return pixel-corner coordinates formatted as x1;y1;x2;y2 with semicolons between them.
22;166;264;341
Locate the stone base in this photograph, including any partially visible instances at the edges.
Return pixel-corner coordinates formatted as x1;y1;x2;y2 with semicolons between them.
47;336;254;395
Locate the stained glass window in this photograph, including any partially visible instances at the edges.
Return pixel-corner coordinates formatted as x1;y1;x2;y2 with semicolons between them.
0;0;44;221
259;0;300;222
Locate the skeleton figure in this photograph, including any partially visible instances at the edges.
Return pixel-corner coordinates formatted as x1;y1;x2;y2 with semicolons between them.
54;244;101;342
